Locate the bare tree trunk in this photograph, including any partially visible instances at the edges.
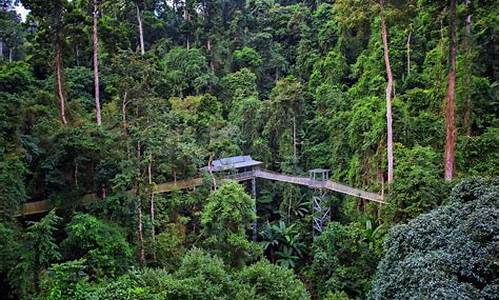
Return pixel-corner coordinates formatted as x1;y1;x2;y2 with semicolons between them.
444;0;457;181
55;40;68;125
462;0;472;136
207;38;214;71
184;3;190;49
406;31;411;77
74;159;79;188
292;115;297;166
251;177;257;241
136;2;145;56
75;45;79;66
380;0;394;184
137;199;145;265
122;92;131;158
93;0;102;126
208;154;217;190
0;39;3;61
8;47;12;62
148;159;156;260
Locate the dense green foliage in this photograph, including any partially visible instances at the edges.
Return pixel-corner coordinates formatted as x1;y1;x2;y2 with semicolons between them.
0;0;497;299
371;178;499;299
201;180;260;266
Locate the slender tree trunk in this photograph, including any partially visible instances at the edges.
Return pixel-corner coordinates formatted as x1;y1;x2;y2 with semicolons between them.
251;177;257;241
93;0;102;126
55;40;68;125
74;159;79;188
148;159;156;260
136;2;145;56
75;45;79;66
122;93;131;158
184;3;190;49
207;38;215;71
137;199;145;265
0;39;3;61
379;0;394;184
444;0;457;181
292;115;297;166
8;47;12;62
462;0;472;136
208;154;217;190
406;31;411;76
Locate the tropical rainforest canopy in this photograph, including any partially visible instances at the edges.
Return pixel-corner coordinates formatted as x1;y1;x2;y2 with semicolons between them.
0;0;498;299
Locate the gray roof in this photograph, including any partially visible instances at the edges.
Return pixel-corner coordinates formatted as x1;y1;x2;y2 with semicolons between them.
201;155;263;172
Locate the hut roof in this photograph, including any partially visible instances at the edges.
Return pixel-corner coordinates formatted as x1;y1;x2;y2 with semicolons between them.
201;155;263;172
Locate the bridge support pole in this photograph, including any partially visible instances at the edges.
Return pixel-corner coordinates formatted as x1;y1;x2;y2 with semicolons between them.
309;169;331;235
312;189;330;234
251;177;257;241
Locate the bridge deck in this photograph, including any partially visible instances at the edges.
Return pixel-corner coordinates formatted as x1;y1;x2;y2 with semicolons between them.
254;170;384;203
11;169;383;216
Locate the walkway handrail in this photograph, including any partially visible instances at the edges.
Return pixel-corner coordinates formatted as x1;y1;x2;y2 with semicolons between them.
254;169;384;203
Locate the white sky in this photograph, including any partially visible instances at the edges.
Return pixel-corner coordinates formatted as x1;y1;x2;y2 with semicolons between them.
14;3;29;22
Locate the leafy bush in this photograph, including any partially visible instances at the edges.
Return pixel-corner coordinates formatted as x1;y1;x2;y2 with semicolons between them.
155;223;186;271
61;213;133;278
172;248;234;299
201;180;259;265
11;210;62;298
309;222;379;299
384;144;451;223
235;259;310;300
233;47;263;71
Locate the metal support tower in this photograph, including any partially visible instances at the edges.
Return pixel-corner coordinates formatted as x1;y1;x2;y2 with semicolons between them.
309;169;331;234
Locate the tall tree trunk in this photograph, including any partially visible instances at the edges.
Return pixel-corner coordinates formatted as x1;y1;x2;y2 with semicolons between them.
148;159;156;260
462;0;472;136
55;40;68;125
406;31;411;77
183;3;190;49
136;2;145;56
8;47;12;62
122;93;131;158
444;0;457;181
207;154;217;190
251;177;257;241
292;115;297;166
93;0;102;126
0;39;3;61
74;159;79;188
75;45;79;66
379;0;394;184
137;199;145;265
207;38;215;71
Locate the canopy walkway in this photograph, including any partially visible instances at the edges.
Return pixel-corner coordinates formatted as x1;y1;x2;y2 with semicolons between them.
13;167;383;217
253;169;383;203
